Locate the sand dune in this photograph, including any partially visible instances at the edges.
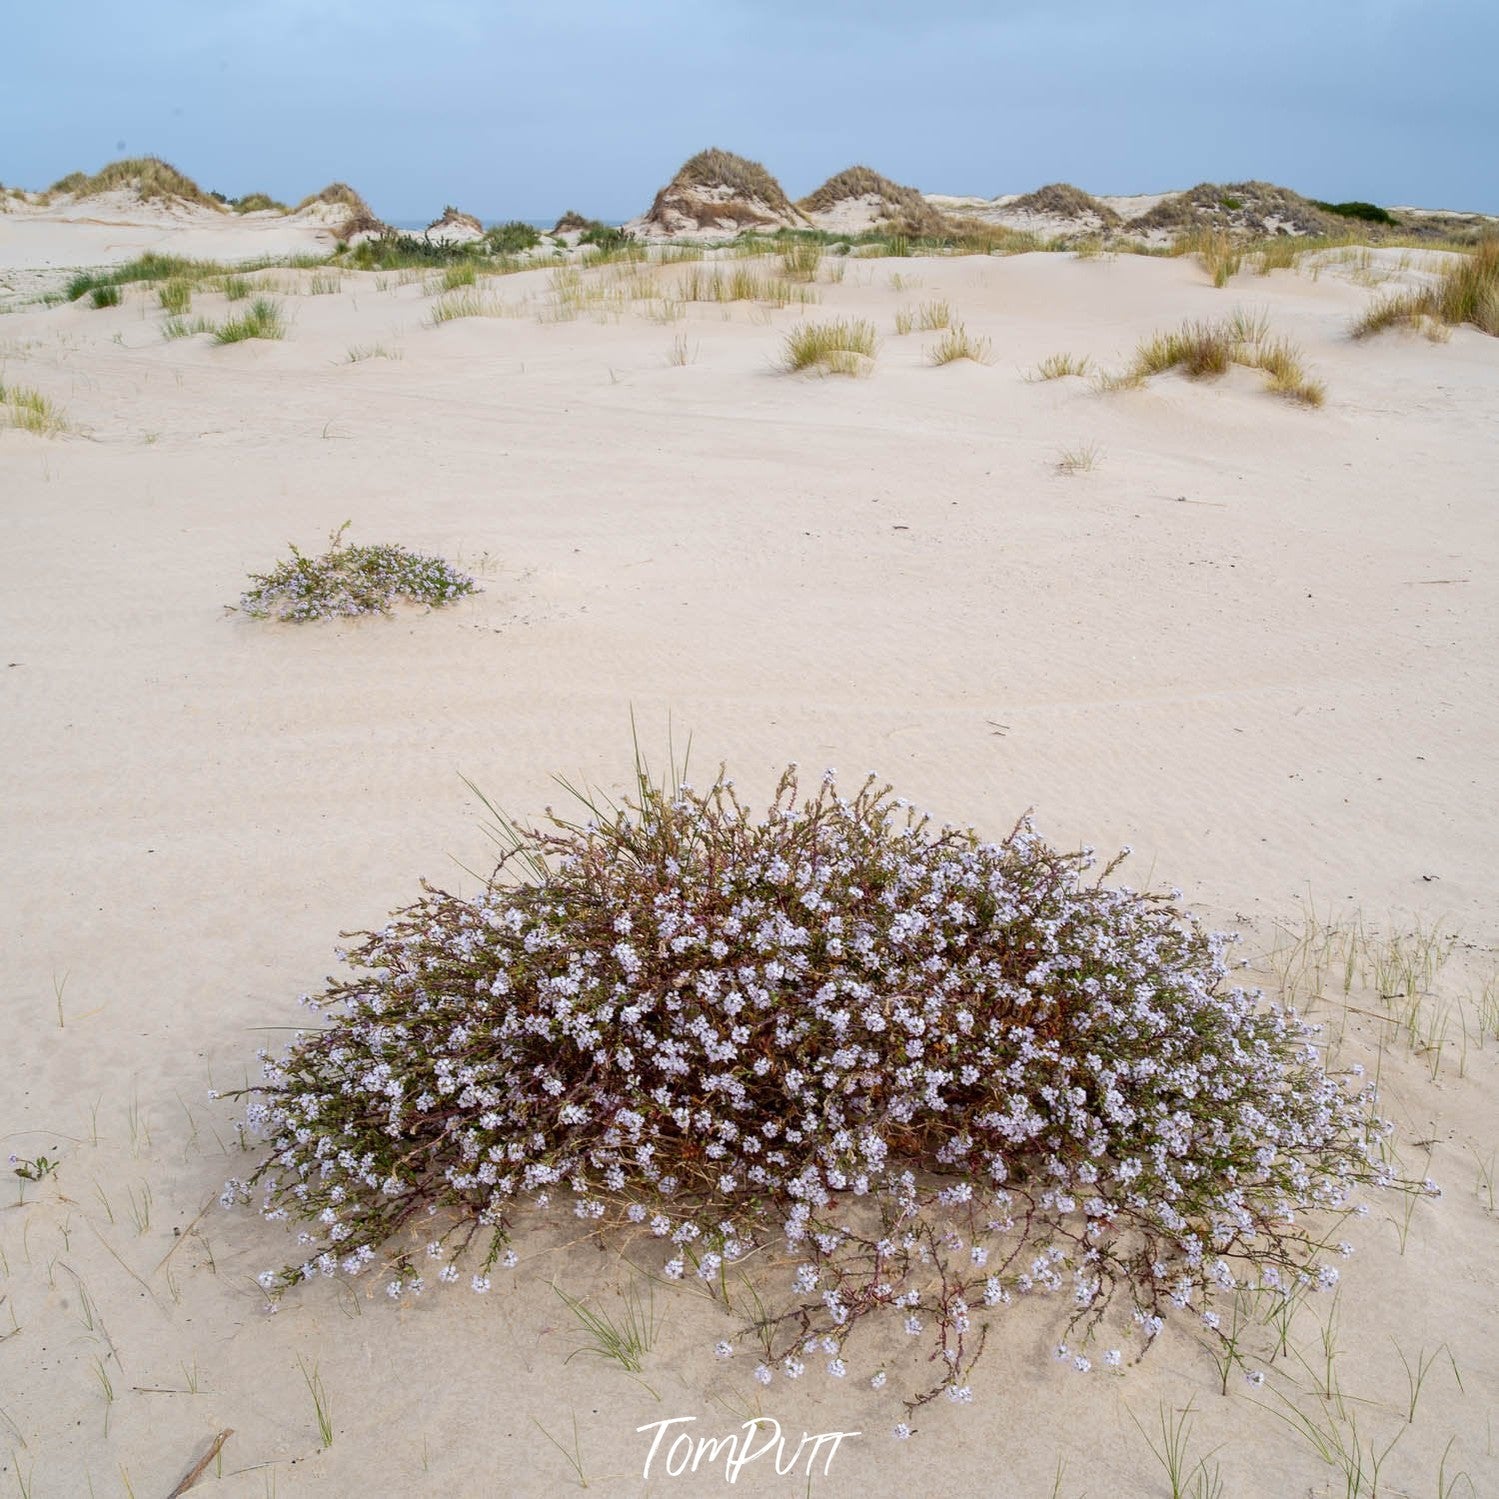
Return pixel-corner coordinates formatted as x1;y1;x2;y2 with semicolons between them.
2;221;1497;1497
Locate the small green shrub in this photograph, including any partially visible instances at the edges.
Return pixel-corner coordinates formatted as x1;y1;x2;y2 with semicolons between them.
1;379;68;434
235;523;479;621
485;221;542;255
1312;200;1395;225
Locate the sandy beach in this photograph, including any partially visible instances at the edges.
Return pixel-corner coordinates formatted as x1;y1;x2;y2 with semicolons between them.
2;193;1497;1497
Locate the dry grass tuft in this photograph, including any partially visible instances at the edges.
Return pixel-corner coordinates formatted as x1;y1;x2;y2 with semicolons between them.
916;299;951;331
780;318;878;375
1;378;68;434
1056;440;1102;473
928;324;992;365
1351;239;1499;338
1104;313;1324;405
1030;352;1092;381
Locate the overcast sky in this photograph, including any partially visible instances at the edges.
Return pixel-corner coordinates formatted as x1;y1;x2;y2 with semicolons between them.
6;1;1496;221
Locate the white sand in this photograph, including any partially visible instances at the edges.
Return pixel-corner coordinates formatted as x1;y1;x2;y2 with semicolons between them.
2;233;1497;1496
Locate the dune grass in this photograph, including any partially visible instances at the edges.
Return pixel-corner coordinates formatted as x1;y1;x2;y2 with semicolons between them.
1030;352;1092;380
0;379;67;434
916;299;951;331
1104;313;1324;406
89;284;121;309
47;156;221;209
674;265;815;307
346;343;402;362
928;324;992;365
779;241;823;282
213;298;285;344
1351;239;1499;338
1056;440;1102;474
158;279;192;315
429;290;506;324
162;315;215;340
219;275;254;301
440;262;478;290
780;318;877;374
1188;227;1243;287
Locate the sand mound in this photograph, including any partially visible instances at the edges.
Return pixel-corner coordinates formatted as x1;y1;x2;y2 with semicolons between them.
630;148;807;239
1007;182;1122;230
292;182;384;241
43;156;224;212
798;165;951;236
1130;181;1338;237
550;209;597;235
425;205;485;245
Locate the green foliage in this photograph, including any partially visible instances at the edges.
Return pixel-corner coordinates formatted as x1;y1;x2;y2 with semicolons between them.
90;284;121;308
484;220;542;255
1313;199;1396;225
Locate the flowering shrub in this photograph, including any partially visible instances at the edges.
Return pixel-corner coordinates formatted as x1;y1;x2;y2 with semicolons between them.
229;767;1398;1408
236;523;477;621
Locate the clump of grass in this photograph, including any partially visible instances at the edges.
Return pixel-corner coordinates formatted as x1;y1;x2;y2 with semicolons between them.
440;263;478;291
346;343;401;362
0;379;67;434
1056;440;1102;473
780;241;822;282
429;289;503;324
90;284;121;309
226;760;1407;1409
235;522;478;622
1030;352;1091;380
893;307;914;335
158;279;192;315
780;318;877;374
1247;336;1326;406
916;299;950;331
307;272;341;295
1185;227;1243;287
162;315;215;341
675;265;814;307
214;298;285;344
1352;240;1499;338
1111;314;1324;405
220;275;253;301
928;323;991;365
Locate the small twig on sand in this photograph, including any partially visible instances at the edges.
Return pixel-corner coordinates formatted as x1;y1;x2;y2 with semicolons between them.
166;1428;233;1498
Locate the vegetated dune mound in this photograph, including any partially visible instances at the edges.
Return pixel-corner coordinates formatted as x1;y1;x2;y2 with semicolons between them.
798;165;952;236
550;209;595;235
43;157;226;213
1130;181;1339;237
628;148;808;239
292;182;385;242
425;205;485;245
1006;182;1122;231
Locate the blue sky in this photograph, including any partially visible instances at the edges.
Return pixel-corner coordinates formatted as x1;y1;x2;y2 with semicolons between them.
6;1;1496;221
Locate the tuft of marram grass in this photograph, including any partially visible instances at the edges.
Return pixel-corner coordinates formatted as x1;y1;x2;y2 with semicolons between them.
916;299;951;331
162;315;215;341
1;379;68;435
235;523;478;622
780;318;877;374
90;284;121;309
1056;440;1102;473
1030;352;1091;381
158;279;192;315
214;298;285;344
226;761;1409;1410
928;324;991;365
1351;240;1499;339
1103;313;1324;407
